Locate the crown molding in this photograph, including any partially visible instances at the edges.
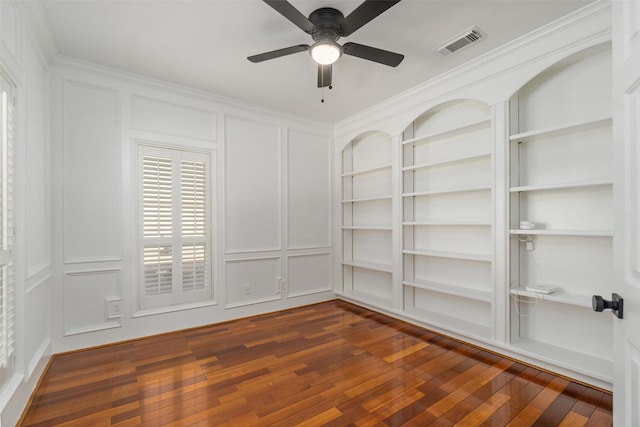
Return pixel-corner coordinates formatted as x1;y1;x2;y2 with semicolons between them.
20;0;57;66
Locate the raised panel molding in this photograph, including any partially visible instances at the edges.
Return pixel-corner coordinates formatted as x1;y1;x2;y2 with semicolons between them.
287;130;331;250
627;90;640;279
626;344;640;424
63;256;122;265
25;271;50;295
131;95;216;142
63;81;122;264
225;257;282;308
224;116;282;253
287;252;332;297
25;37;51;277
63;268;122;336
24;275;51;379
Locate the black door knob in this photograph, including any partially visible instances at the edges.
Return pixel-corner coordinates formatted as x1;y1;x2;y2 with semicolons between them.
592;293;624;319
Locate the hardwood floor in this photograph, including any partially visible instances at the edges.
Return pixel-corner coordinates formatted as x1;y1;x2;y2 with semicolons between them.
20;300;612;426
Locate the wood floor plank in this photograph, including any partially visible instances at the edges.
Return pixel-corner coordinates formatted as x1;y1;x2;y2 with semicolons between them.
558;411;589;427
476;370;546;426
454;391;511;426
19;301;613;426
584;408;613;427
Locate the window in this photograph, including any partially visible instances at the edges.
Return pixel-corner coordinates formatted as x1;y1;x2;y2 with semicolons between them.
0;75;15;368
138;145;213;310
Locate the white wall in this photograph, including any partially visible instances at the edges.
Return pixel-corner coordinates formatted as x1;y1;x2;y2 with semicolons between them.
50;59;334;353
0;1;53;425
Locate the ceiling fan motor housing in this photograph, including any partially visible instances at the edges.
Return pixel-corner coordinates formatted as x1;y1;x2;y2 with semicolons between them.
309;8;344;43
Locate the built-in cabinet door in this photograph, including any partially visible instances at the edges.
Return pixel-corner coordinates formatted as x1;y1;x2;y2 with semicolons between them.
612;0;640;424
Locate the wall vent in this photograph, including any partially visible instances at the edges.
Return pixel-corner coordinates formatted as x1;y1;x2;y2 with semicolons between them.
437;26;485;56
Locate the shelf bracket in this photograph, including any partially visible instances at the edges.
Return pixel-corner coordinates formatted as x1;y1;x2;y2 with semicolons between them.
518;234;535;251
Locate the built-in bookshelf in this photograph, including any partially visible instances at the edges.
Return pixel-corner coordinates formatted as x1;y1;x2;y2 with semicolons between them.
335;30;614;390
342;132;393;305
508;44;614;382
402;100;494;339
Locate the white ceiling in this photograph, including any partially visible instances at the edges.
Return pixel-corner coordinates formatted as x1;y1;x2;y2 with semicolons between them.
37;0;593;123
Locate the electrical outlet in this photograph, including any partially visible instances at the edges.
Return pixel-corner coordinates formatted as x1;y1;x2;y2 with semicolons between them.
105;297;123;320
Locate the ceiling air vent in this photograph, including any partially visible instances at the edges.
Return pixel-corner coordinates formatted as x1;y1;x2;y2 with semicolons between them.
437;26;485;56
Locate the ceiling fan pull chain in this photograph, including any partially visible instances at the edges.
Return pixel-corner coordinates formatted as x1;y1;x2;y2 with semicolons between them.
321;66;325;103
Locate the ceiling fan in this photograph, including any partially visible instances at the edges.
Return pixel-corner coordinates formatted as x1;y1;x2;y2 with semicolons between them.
248;0;404;89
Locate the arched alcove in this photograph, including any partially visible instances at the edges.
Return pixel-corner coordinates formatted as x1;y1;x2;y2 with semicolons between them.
513;43;611;133
406;99;491;138
341;131;393;304
508;43;614;380
401;99;494;339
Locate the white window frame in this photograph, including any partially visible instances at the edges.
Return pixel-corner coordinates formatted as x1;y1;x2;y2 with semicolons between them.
137;144;213;311
0;75;15;368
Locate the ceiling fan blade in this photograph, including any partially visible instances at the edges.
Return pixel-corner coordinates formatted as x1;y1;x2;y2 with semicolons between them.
339;0;401;36
342;42;404;67
263;0;316;34
317;64;332;88
248;44;309;63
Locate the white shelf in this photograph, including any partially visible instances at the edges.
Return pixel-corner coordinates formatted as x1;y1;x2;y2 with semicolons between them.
510;116;612;142
510;286;592;308
342;195;392;203
510;179;612;193
342;164;392;177
402;118;491;146
337;290;393;311
403;249;492;262
404;220;491;227
342;259;393;274
404;279;492;302
342;226;392;231
403;153;491;172
411;308;492;340
511;338;612;382
403;185;491;197
510;229;612;237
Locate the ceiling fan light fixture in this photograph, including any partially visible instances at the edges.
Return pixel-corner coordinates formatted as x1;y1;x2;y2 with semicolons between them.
310;41;342;65
250;1;404;88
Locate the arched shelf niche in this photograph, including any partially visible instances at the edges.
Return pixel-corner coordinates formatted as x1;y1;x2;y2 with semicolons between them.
341;130;394;307
507;43;614;382
401;99;495;340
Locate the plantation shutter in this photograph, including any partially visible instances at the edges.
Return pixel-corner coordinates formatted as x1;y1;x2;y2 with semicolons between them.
181;159;208;293
0;82;15;366
142;155;173;297
139;146;212;310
